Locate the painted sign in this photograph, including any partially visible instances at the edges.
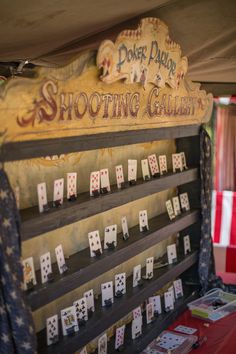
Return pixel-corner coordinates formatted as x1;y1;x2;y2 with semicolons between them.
0;18;212;144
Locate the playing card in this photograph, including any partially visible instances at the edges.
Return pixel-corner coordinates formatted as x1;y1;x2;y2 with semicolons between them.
46;314;58;346
88;230;103;257
139;210;149;232
104;224;117;250
90;171;100;196
158;331;185;350
145;257;154;279
79;347;88;354
173;279;184;299
100;168;111;193
53;178;64;206
148;154;160;176
179;193;190;212
22;257;37;290
101;281;114;307
164;291;174;311
158;155;168;175
115;272;126;296
165;200;175;220
133;306;142;319
37;182;48;213
168;285;175;303
174;325;197;335
121;216;129;240
67;172;77;199
115;324;125;349
61;305;79;336
133;264;141;287
146;302;154;324
83;289;95;312
40;251;52;284
115;165;125;189
128;159;137;182
180;152;188;169
55;244;67;274
172;196;181;216
132;317;142;339
98;333;107;354
183;235;191;255
73;297;88;323
167;244;177;264
149;295;162;315
141;159;151;180
172;153;183;173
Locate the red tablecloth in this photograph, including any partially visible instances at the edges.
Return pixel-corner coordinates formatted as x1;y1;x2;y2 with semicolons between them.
168;309;236;354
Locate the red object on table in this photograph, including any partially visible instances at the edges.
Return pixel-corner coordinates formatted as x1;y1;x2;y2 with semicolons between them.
168;309;236;354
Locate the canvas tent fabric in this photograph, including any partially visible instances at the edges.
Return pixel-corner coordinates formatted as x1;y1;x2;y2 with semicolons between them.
0;0;236;93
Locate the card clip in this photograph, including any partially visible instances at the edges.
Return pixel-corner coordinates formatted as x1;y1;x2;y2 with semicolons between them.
26;280;34;291
92;190;100;197
120;182;126;189
61;264;68;273
174;168;182;173
172;257;177;264
154;310;159;317
43;203;50;212
146;272;153;280
186;249;190;255
51;335;59;344
115;290;123;298
153;172;160;178
165;306;171;313
47;272;54;283
104;298;113;308
68;194;77;202
87;308;93;318
181;207;187;213
129;179;136;186
137;279;144;287
93;249;102;257
123;233;129;241
101;187;108;194
141;225;148;233
66;327;75;336
117;345;125;352
78;318;86;326
106;241;116;250
54;199;62;208
144;175;150;181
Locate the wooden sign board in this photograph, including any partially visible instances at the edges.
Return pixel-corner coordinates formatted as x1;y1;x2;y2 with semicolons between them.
0;18;212;144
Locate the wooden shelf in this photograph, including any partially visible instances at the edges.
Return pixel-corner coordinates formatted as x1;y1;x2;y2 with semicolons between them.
37;250;198;354
28;209;200;311
1;125;200;162
21;168;199;240
107;286;199;354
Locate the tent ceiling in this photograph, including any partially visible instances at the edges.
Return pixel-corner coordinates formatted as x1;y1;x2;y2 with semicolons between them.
0;0;236;94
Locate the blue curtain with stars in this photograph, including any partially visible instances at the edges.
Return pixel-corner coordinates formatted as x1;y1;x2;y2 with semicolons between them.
0;167;36;354
198;127;224;293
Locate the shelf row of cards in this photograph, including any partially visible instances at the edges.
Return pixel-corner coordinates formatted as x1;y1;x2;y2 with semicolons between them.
44;268;185;350
23;193;191;288
37;152;188;212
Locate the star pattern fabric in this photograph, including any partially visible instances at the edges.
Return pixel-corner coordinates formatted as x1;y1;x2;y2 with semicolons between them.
0;167;36;354
198;127;224;293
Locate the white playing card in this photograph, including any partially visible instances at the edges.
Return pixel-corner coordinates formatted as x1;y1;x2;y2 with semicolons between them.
146;302;154;324
61;305;79;336
88;230;102;257
115;273;126;296
172;153;183;173
73;297;88;322
101;281;114;307
174;325;197;335
158;331;185;350
121;216;129;239
167;244;177;264
128;159;137;182
55;244;67;274
79;347;88;354
22;257;37;290
141;159;150;180
148;154;159;176
183;235;191;255
133;306;142;319
100;168;111;192
164;291;174;311
149;295;162;315
172;196;181;216
67;172;77;199
115;324;125;349
53;178;64;206
133;264;141;287
83;289;95;312
40;251;52;284
180;192;190;212
115;165;125;189
139;210;149;232
180;152;188;169
104;224;117;249
46;314;58;346
173;279;184;299
145;257;154;279
132;317;142;339
37;182;48;213
98;333;107;354
158;155;168;175
166;200;175;220
90;171;100;196
168;285;175;303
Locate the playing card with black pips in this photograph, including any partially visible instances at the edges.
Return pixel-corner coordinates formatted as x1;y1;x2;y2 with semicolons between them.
46;314;58;346
115;272;126;297
40;251;53;284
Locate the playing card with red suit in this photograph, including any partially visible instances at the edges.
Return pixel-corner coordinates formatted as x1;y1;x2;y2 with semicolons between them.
90;171;100;196
67;172;77;199
115;165;124;189
53;178;64;206
115;324;125;349
148;154;160;176
158;155;168;175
